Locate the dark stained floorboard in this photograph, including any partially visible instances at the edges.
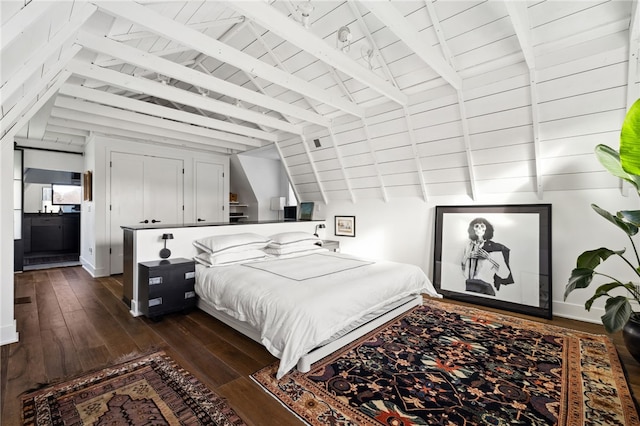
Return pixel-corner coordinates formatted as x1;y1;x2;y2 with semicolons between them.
1;266;638;426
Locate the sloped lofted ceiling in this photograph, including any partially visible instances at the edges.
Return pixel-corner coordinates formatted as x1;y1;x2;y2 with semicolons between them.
1;0;638;202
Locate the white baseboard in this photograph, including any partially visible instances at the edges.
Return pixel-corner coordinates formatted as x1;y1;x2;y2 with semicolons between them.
0;320;19;346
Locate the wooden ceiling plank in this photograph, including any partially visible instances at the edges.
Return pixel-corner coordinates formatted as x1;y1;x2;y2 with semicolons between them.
1;0;54;52
1;3;95;98
66;59;302;134
364;1;461;91
58;84;269;145
53;97;259;150
230;1;407;106
93;0;363;117
1;71;71;146
76;31;328;127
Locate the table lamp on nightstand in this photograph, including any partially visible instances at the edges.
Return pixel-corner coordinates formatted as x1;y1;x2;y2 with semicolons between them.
314;223;325;237
160;233;173;259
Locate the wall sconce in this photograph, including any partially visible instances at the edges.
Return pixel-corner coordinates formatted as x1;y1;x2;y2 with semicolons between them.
270;196;286;221
314;223;326;237
160;233;174;259
337;25;352;52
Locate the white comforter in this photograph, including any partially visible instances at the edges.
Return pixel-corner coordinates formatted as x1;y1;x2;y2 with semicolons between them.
195;251;440;378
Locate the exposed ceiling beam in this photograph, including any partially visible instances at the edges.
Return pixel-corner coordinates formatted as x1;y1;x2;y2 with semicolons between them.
107;16;246;42
66;59;302;135
505;1;535;69
300;135;328;205
1;3;95;100
48;116;232;155
1;71;71;146
364;2;461;91
347;2;397;88
59;84;275;143
457;92;477;200
402;106;428;202
327;125;356;203
76;31;329;127
1;0;54;52
93;0;364;118
53;97;259;151
505;1;542;198
2;43;81;113
361;117;389;202
230;1;408;106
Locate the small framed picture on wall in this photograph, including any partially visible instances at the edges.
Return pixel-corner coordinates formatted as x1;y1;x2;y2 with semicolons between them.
335;215;356;237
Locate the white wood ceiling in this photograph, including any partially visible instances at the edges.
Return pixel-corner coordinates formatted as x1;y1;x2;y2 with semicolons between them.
1;0;638;201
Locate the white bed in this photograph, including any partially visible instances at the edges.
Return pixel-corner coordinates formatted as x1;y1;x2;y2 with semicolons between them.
195;249;440;379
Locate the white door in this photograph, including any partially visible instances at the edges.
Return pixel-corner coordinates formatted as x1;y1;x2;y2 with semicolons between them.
195;161;224;223
144;156;184;227
111;152;144;274
110;152;183;274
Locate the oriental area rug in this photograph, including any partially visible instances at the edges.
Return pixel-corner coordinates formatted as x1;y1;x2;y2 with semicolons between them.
252;299;640;426
21;351;246;426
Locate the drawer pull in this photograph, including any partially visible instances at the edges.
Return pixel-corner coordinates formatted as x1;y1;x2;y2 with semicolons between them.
184;291;196;299
149;277;162;285
149;297;163;307
185;271;195;279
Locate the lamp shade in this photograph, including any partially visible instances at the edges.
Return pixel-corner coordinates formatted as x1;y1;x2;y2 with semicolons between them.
270;197;285;211
162;233;174;240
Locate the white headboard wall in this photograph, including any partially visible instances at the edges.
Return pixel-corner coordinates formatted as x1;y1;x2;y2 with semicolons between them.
126;221;323;316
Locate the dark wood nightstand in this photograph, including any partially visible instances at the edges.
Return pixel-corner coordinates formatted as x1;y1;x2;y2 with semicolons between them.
322;240;340;252
138;258;196;319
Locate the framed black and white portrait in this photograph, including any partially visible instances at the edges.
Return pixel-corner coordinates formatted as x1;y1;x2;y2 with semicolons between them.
433;204;552;319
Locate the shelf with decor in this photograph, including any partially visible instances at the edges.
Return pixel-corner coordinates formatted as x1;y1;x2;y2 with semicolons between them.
229;202;248;222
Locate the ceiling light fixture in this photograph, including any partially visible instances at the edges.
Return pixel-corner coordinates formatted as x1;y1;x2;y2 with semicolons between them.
298;1;314;28
337;25;352;52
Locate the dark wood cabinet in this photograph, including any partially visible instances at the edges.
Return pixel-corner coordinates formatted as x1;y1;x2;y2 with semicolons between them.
23;213;80;254
138;258;197;319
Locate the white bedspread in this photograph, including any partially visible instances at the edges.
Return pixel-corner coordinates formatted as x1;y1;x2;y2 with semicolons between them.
195;251;440;379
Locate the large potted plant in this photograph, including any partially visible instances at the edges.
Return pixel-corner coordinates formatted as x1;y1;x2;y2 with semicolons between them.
564;98;640;363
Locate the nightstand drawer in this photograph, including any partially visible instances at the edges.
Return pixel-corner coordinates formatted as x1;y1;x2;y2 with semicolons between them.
321;240;340;252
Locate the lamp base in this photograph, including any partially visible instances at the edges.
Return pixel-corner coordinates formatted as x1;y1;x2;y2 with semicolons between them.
159;248;171;259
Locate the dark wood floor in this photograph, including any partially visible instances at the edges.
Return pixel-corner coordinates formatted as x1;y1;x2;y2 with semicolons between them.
2;266;639;425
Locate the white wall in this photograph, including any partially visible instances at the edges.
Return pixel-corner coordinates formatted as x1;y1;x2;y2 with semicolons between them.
236;154;289;221
0;141;18;346
321;188;639;325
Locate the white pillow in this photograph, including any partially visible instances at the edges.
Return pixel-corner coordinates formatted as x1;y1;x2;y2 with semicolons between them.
194;249;268;267
264;245;325;256
194;233;271;255
268;231;321;247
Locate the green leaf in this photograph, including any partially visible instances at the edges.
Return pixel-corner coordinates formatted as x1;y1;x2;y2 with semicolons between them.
595;144;640;192
576;247;620;269
584;282;628;310
620;98;640;176
618;210;640;227
564;268;594;300
601;296;632;333
592;204;638;236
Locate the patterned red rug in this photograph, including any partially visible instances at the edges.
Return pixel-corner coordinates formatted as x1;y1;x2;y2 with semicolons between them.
252;299;639;425
22;351;246;425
